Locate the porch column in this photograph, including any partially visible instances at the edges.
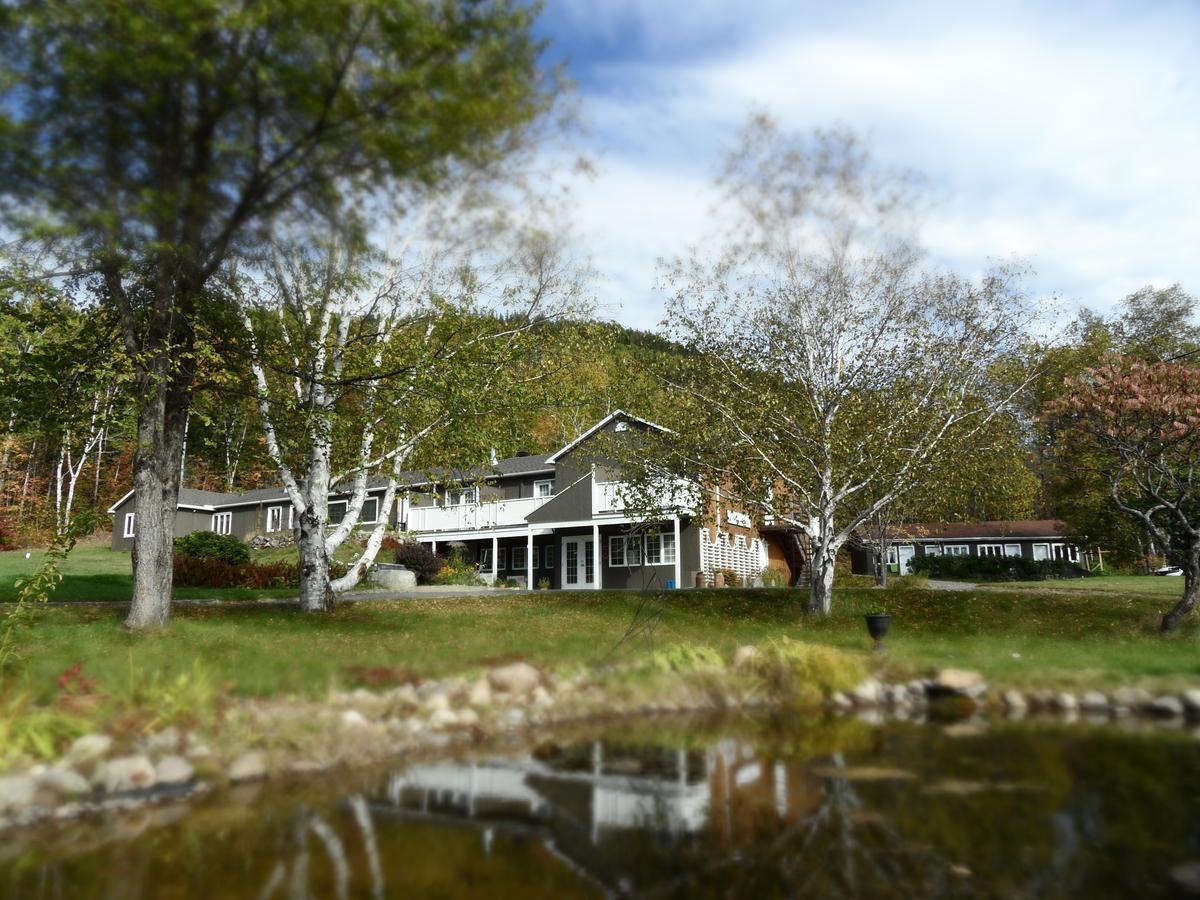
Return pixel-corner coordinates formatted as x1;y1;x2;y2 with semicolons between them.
593;523;602;589
526;529;534;590
431;539;437;554
673;516;682;589
491;535;498;584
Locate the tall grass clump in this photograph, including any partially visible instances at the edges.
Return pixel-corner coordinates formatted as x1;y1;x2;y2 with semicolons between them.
748;639;866;704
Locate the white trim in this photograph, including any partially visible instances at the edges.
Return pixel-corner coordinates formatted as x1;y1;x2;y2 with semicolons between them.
328;500;348;524
107;490;135;514
360;496;380;525
266;506;284;533
944;544;970;556
545;409;674;464
122;512;136;538
533;479;556;499
645;531;677;565
211;512;232;535
511;545;526;570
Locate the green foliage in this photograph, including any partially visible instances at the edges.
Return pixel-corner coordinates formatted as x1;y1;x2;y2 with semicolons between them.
909;554;1089;582
641;643;725;674
713;567;740;587
0;692;90;764
122;658;222;733
760;569;790;588
430;548;483;586
392;541;445;585
174;531;250;565
747;639;866;702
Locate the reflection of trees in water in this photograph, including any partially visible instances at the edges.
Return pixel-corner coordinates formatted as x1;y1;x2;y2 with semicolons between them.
256;794;384;900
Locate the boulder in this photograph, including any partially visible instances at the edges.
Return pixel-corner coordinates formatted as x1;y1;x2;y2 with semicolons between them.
154;755;195;786
1001;690;1028;710
1149;696;1185;718
340;709;369;728
228;752;267;783
1052;692;1079;712
468;679;493;708
851;678;883;706
1079;691;1110;713
428;708;460;729
0;775;36;814
732;646;760;670
99;756;157;794
929;669;987;699
145;726;180;753
488;662;542;696
66;733;113;768
423;692;451;713
457;708;480;727
829;691;854;711
371;564;417;590
1111;687;1152;712
36;767;90;799
1180;689;1200;716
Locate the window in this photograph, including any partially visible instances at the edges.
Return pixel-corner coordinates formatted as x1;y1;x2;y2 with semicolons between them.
446;487;477;506
360;497;379;524
1004;544;1022;557
266;506;284;533
479;547;492;567
212;512;232;535
924;545;942;556
328;501;347;525
534;479;555;499
123;513;136;538
609;535;643;567
544;545;554;568
498;548;507;570
532;546;540;569
512;546;526;570
979;544;1004;557
646;532;676;565
1032;543;1050;561
287;506;294;530
944;545;969;556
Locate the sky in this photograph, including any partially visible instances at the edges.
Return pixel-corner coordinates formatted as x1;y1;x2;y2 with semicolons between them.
532;0;1200;331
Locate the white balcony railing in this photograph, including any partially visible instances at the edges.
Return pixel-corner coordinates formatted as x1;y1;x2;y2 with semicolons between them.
406;496;549;533
592;479;698;516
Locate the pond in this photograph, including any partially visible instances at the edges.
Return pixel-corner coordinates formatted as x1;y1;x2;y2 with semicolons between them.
2;713;1199;898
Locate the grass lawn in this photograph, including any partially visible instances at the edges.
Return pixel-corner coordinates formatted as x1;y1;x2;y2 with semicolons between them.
1001;574;1185;597
0;546;305;602
9;581;1199;705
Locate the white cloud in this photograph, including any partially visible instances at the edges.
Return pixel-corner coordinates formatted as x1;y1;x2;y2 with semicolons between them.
549;0;1200;328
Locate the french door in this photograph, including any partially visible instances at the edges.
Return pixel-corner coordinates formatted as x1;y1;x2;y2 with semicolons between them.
562;537;595;589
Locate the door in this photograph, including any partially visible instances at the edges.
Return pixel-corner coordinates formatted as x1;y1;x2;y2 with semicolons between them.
562;537;595;589
897;545;915;575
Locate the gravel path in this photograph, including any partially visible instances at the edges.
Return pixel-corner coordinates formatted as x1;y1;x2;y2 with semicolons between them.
923;579;978;591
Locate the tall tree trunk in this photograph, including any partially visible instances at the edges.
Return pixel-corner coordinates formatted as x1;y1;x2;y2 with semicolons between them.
0;410;16;502
809;548;836;615
125;353;192;629
297;507;333;613
1161;545;1200;633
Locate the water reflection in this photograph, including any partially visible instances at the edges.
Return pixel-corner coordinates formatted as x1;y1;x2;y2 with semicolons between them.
4;716;1200;898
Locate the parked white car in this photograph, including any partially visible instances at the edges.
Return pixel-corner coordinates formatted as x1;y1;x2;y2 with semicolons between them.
1154;566;1183;577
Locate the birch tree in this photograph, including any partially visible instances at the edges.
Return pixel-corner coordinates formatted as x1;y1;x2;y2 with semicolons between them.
647;118;1035;615
0;0;552;628
240;232;588;612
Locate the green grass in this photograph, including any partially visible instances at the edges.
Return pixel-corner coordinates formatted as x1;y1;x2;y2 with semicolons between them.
7;583;1199;706
0;546;302;602
1001;574;1185;597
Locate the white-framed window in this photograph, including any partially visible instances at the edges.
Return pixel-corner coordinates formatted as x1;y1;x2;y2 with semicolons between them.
544;545;554;568
1052;544;1079;562
123;512;136;538
979;544;1004;557
532;546;540;569
266;506;284;533
1004;544;1022;557
924;545;942;556
498;548;507;570
328;501;347;525
512;546;526;570
534;479;555;499
360;496;379;524
212;512;232;535
287;506;294;530
446;487;477;506
646;532;676;565
1032;543;1049;561
609;535;643;567
479;547;492;567
944;545;970;556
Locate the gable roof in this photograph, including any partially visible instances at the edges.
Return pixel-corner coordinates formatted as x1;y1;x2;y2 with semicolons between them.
545;410;672;464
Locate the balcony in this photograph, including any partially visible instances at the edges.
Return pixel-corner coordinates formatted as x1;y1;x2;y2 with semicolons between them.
406;496;549;533
592;479;698;517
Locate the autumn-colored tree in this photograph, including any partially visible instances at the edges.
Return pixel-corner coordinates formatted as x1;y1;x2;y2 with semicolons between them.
1051;359;1200;632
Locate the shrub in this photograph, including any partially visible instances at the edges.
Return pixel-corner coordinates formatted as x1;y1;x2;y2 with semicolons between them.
174;531;250;565
642;643;725;674
748;639;866;704
908;554;1090;582
392;541;444;584
760;568;790;588
714;567;740;587
172;554;300;589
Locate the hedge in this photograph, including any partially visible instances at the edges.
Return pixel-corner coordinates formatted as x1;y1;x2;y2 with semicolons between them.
172;555;297;589
908;554;1090;582
174;531;250;565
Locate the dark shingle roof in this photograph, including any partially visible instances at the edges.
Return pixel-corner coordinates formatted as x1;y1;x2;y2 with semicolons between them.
891;520;1071;541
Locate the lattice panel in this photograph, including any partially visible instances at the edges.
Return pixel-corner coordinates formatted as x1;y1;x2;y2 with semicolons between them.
700;529;764;587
